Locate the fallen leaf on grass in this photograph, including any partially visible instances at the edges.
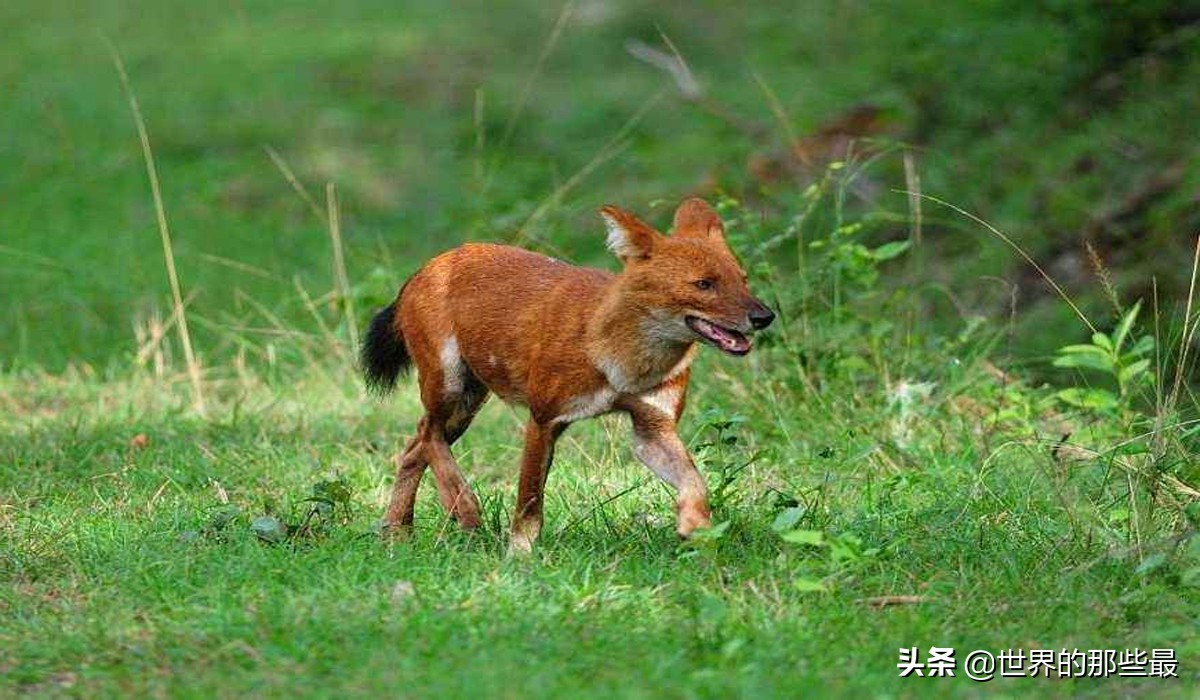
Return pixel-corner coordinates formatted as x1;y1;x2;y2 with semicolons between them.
390;580;416;605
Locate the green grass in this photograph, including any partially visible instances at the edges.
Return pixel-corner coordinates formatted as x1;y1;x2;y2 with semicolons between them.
3;1;1199;697
2;330;1197;697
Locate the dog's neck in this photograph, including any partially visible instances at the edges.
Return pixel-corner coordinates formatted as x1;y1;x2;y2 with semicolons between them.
586;281;694;394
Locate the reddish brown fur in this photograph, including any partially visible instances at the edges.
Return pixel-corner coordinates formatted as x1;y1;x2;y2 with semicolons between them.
370;198;774;552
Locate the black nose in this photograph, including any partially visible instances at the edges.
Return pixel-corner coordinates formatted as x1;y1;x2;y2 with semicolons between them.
749;304;775;330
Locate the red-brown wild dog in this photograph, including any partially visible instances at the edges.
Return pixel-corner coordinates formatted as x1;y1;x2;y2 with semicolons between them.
362;197;775;552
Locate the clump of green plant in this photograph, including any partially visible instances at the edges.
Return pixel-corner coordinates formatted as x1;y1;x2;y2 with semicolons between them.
1045;291;1198;580
1052;300;1154;415
718;151;915;311
711;152;923;400
771;511;880;593
254;476;356;543
183;476;356;546
691;409;761;516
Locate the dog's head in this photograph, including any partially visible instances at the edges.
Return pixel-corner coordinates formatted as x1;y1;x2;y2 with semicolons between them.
600;198;774;355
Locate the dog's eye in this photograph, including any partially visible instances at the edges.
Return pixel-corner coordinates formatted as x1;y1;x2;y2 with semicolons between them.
693;279;714;291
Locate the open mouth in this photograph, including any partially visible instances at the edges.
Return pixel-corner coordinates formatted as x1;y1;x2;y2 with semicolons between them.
686;316;751;356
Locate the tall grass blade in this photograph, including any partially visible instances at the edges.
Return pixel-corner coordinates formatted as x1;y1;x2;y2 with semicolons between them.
484;0;575;194
904;192;1096;334
325;183;359;353
105;37;207;416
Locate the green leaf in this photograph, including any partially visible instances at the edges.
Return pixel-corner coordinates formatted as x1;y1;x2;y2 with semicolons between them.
1091;333;1114;351
836;355;873;375
1118;359;1151;387
1134;552;1166;577
721;637;748;659
1181;502;1200;529
312;477;352;505
1113;440;1150;456
771;507;806;533
251;515;288;544
794;578;828;593
1057;344;1109;356
829;542;859;563
1052;354;1112;372
1055;388;1119;410
1112;300;1142;352
828;532;867;563
205;504;242;532
1186;534;1200;558
780;529;826;546
688;521;731;544
1128;335;1155;357
871;240;912;261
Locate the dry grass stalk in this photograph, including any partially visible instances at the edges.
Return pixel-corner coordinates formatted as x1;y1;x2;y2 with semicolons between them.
902;149;922;245
909;192;1097;334
750;68;799;150
473;88;486;186
1167;234;1200;416
514;91;664;248
264;145;325;223
484;0;576;194
1084;240;1121;319
325;183;359;353
106;39;206;415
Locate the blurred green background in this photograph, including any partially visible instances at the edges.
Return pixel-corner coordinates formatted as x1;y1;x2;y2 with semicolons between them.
3;0;1198;370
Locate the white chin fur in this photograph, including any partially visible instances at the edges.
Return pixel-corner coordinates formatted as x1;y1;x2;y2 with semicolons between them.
641;315;695;344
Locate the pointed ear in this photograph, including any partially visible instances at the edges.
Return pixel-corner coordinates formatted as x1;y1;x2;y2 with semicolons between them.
671;197;724;240
599;205;660;261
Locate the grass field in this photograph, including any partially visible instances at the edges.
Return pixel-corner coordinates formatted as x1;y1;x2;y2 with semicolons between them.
3;345;1196;697
2;1;1198;697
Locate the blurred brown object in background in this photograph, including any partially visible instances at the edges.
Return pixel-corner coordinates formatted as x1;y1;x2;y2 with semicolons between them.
749;104;893;186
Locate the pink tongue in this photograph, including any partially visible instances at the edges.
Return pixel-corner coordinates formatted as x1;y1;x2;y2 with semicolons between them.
700;320;750;353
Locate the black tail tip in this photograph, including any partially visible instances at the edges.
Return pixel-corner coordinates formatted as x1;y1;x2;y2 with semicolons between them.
361;303;410;395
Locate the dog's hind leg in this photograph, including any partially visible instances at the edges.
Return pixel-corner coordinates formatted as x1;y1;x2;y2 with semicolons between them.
383;379;488;533
427;374;488;529
383;417;430;533
412;342;487;529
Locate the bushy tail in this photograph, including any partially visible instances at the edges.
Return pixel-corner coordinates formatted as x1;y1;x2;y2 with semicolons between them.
361;300;411;395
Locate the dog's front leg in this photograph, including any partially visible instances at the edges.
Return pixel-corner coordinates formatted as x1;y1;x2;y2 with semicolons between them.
629;409;711;537
510;419;563;554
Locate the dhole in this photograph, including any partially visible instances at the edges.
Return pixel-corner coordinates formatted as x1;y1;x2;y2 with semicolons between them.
362;198;774;552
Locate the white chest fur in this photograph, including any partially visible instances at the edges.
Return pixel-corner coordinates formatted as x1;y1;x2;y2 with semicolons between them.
555;345;696;425
554;387;618;424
